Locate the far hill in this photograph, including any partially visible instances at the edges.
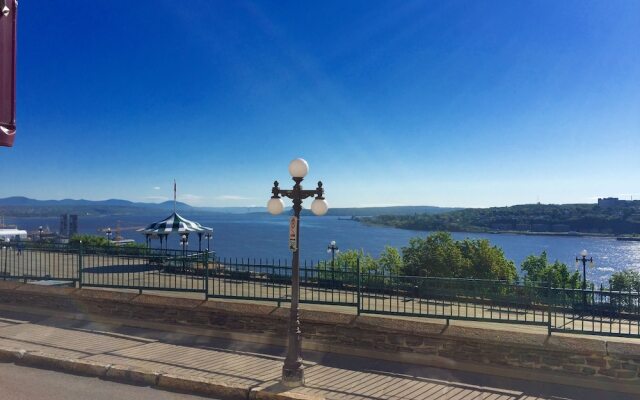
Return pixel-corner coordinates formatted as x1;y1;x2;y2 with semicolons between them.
364;202;640;235
0;197;195;217
0;197;456;218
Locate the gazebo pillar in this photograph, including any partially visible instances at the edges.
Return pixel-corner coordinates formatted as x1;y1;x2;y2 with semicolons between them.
198;232;203;252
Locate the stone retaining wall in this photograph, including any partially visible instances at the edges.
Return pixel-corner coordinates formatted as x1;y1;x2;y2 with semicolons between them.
1;281;639;388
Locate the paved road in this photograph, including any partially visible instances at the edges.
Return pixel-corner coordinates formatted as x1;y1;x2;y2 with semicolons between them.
0;363;217;400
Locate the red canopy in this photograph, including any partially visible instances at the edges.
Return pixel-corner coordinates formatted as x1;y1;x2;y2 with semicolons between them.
0;0;17;147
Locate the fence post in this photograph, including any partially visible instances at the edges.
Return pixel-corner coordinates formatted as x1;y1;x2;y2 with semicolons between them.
77;241;83;289
2;245;7;280
546;280;551;336
204;251;210;300
356;257;361;315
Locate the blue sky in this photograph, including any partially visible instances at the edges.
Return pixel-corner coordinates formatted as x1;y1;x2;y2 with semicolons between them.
1;0;638;208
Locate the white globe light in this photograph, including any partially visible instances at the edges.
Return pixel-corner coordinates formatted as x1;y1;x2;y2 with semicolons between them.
267;197;285;215
311;198;328;216
288;158;309;178
580;249;588;257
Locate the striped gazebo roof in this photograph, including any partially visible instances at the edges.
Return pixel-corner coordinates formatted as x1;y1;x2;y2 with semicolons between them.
138;212;212;235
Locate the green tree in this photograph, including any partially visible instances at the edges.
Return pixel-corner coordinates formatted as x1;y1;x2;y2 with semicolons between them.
69;234;110;247
401;232;516;280
401;232;466;277
377;246;403;275
609;270;640;292
458;238;517;281
520;251;581;288
333;249;377;273
69;234;146;252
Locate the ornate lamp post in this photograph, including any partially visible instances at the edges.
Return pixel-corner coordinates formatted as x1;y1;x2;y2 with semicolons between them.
327;240;339;284
576;249;593;305
267;158;328;387
105;227;112;242
327;240;339;267
205;232;212;252
38;226;43;241
181;234;188;254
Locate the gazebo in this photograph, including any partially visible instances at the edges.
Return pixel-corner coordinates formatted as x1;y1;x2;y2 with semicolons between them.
138;212;213;252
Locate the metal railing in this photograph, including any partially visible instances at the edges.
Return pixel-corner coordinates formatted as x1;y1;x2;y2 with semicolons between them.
209;258;358;306
1;241;639;338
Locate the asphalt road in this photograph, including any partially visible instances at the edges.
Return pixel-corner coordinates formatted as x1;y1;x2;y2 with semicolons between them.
0;363;218;400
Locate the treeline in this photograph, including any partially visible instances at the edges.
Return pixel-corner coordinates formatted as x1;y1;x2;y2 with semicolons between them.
330;232;636;291
364;202;640;235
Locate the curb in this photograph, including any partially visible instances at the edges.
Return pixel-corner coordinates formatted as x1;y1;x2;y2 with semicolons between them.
16;351;110;377
157;373;249;400
0;345;324;400
250;381;323;400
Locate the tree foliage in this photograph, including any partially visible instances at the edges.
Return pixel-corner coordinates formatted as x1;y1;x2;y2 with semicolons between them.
69;234;146;250
609;270;640;292
401;232;516;280
520;251;581;288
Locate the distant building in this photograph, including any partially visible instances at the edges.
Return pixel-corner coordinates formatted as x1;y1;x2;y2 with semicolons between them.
69;214;78;237
59;214;68;237
0;229;27;242
598;197;624;208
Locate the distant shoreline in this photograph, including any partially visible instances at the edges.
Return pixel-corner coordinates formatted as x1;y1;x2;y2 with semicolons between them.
359;220;638;240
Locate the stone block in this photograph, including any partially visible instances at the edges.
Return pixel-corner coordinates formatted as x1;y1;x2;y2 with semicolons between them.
405;335;424;347
586;357;607;368
0;280;23;290
199;300;277;316
106;364;160;386
73;289;137;303
132;294;202;310
157;373;249;400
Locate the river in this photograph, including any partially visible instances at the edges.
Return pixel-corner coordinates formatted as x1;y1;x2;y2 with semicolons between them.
5;213;640;284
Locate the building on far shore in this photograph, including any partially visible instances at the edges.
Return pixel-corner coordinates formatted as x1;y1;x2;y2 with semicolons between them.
59;214;79;238
597;197;632;208
0;229;27;242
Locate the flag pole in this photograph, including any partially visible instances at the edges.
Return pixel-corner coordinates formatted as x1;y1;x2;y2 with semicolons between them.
173;179;176;213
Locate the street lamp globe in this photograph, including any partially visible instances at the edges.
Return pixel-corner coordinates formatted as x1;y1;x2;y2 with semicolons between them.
267;197;285;215
580;249;588;257
288;158;309;178
330;240;336;246
310;198;328;216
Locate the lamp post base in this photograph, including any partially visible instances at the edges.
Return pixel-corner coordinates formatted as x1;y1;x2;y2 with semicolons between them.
281;366;305;387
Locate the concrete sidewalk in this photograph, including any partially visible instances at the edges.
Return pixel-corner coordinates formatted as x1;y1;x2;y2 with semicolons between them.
0;309;631;400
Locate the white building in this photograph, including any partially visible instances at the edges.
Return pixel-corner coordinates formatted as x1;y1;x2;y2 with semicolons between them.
0;229;28;242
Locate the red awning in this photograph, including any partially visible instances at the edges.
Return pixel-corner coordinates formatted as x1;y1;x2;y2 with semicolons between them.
0;0;17;147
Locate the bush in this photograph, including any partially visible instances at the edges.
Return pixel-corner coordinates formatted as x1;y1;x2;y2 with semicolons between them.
520;251;581;288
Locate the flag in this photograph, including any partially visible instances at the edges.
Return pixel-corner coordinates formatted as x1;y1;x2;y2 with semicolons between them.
0;0;17;147
173;180;177;211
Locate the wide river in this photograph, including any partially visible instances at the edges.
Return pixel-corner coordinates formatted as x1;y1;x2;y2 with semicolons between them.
7;213;640;284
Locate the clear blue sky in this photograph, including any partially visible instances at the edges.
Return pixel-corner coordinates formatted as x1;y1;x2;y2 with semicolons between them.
1;0;638;208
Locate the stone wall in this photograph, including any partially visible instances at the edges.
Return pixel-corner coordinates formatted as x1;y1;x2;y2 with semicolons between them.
1;280;639;390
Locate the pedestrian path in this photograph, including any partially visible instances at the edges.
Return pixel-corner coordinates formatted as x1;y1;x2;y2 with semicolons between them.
0;311;630;400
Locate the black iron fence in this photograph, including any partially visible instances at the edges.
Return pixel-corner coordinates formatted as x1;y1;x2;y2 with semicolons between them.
1;241;639;338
